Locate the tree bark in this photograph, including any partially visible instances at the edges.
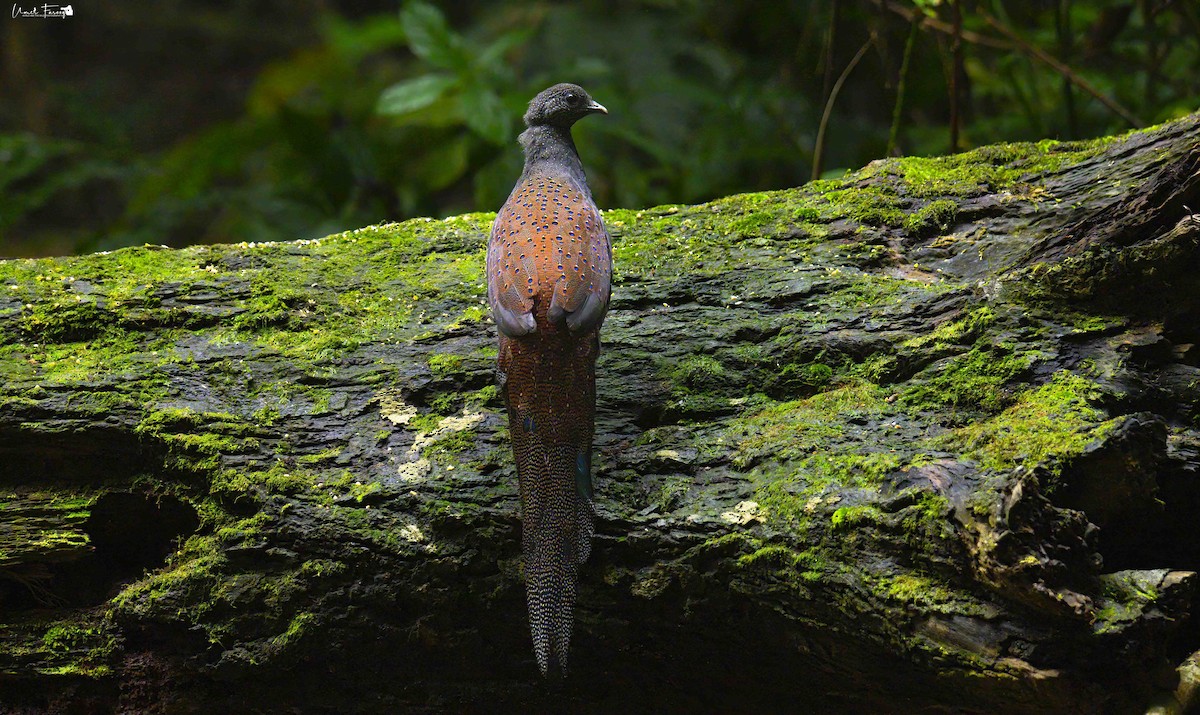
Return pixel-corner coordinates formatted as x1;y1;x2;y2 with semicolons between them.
2;113;1200;714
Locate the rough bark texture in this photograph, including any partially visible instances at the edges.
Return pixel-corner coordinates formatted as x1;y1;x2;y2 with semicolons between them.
2;113;1200;714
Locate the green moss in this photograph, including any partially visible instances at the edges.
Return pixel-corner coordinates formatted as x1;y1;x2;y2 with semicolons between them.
21;300;119;343
668;354;727;388
755;451;902;531
782;136;1114;243
424;430;474;461
734;380;890;468
895;155;999;198
934;371;1111;477
297;446;343;465
311;389;333;414
252;404;282;426
211;462;314;497
826;270;945;311
901;343;1034;412
13;611;119;678
428;352;465;376
464;384;500;407
901;491;951;532
903;307;997;350
894;137;1114;198
876;572;963;612
608;191;827;280
111;533;228;632
215;512;272;544
37;664;114;677
27;528;90;551
727;210;777;237
41;623;101;653
1065;312;1126;336
903;199;958;236
737;544;826;583
429;391;462;415
772;362;833;394
136;407;262;472
297;559;346;579
809;182;905;227
813;452;902;486
653;476;691;512
317;471;384;503
270;611;316;650
830;504;884;530
407;413;443;433
233;274;306;331
1094;570;1165;635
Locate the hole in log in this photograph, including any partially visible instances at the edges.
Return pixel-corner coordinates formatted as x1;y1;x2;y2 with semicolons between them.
85;492;199;582
0;490;198;611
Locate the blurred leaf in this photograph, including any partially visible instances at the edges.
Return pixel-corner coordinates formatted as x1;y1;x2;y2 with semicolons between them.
125;122;263;215
473;151;523;209
411;134;471;190
0;133;71;190
322;13;406;60
400;2;469;71
459;85;511;144
377;74;459;115
477;28;534;79
0;134;121;231
250;47;344;118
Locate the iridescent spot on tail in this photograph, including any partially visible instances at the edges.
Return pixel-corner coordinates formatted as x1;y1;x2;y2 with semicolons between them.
575;451;592;500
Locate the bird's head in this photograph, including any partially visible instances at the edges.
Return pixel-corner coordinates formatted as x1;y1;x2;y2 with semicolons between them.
523;83;607;128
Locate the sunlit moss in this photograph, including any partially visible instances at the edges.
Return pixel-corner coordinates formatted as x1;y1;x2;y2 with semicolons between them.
933;371;1112;477
830;504;884;530
736;544;826;584
903;347;1031;412
734;380;891;469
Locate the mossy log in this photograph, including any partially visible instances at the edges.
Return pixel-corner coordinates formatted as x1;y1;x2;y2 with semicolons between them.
3;112;1200;714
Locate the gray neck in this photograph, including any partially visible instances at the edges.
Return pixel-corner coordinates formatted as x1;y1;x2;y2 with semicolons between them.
518;125;589;190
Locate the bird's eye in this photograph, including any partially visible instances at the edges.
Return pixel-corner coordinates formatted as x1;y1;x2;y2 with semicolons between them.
566;93;576;101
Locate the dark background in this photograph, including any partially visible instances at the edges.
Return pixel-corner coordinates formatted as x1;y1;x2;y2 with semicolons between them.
1;0;1196;257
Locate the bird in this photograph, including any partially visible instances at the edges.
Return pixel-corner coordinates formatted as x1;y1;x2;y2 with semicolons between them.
485;83;611;677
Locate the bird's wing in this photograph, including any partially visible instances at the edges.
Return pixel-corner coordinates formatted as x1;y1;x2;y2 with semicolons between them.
547;199;611;334
487;204;537;337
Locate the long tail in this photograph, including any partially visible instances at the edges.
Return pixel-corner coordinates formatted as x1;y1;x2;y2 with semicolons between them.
514;432;594;676
501;326;600;676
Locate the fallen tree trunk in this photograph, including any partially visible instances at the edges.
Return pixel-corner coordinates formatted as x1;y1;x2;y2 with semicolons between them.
2;112;1199;713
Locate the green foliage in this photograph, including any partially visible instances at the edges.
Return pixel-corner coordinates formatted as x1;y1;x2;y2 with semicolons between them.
377;75;458;116
377;2;528;146
904;199;958;236
2;2;1198;255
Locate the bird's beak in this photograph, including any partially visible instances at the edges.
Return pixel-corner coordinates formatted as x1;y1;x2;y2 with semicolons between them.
587;100;608;115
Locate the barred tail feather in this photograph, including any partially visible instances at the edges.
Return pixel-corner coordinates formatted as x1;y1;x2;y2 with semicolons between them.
514;428;594;677
524;521;578;677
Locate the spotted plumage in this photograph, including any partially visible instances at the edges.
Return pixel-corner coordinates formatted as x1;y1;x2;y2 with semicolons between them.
486;83;610;677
